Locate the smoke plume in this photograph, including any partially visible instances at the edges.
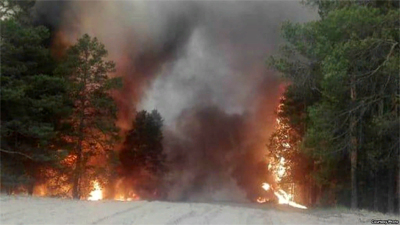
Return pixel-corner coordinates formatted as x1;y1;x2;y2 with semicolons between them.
34;0;316;202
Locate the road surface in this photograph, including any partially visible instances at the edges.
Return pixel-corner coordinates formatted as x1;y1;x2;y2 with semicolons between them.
0;195;393;224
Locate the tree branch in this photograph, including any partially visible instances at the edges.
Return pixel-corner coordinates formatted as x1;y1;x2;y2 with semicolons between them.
369;42;398;77
0;149;33;159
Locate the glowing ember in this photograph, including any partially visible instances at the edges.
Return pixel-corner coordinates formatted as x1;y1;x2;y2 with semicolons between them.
256;197;267;203
88;181;103;201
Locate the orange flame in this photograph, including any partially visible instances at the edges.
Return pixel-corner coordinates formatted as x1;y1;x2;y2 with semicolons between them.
114;193;140;201
258;182;307;209
256;197;267;203
261;182;270;191
112;178;140;201
88;180;103;201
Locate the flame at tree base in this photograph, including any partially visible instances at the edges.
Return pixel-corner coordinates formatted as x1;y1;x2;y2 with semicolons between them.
114;193;140;201
256;197;267;203
257;182;307;209
86;181;142;201
274;190;307;209
88;180;103;201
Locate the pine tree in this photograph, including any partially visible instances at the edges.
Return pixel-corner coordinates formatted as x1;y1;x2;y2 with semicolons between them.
56;34;122;199
0;1;71;194
269;1;399;211
119;110;166;199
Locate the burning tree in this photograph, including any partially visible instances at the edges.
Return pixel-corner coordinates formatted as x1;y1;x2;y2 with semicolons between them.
56;34;122;199
260;91;311;208
119;110;167;200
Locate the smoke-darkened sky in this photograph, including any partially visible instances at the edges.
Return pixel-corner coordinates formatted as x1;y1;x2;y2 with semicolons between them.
34;0;317;202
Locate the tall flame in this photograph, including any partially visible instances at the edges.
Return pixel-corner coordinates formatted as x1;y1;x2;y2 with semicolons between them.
88;180;103;201
256;100;307;209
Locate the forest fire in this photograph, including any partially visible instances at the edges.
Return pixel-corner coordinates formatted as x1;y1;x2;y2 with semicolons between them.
1;0;319;208
2;0;397;218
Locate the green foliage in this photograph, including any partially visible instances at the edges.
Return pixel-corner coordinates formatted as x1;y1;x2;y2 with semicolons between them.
0;12;71;191
56;33;121;198
119;110;166;199
0;0;36;23
57;33;121;143
269;1;399;211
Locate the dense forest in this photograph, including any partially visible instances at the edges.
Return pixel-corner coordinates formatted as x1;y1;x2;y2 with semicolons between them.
1;0;399;215
268;0;399;214
0;0;165;200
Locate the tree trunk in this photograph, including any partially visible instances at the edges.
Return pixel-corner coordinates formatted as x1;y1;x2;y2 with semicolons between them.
350;139;357;210
6;186;12;195
27;182;34;196
398;75;400;216
387;167;394;214
373;101;383;212
350;74;358;210
373;172;379;211
398;151;400;215
72;49;89;199
386;93;395;214
303;182;309;206
309;161;316;206
308;178;311;205
72;121;84;199
71;86;87;200
72;51;89;200
397;77;400;215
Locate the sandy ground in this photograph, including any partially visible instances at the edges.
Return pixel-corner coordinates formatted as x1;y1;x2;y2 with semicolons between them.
0;195;398;224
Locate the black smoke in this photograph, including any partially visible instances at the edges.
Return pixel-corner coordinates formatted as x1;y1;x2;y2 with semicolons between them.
164;106;276;202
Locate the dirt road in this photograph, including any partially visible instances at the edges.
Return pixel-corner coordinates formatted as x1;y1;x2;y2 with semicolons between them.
0;195;394;224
